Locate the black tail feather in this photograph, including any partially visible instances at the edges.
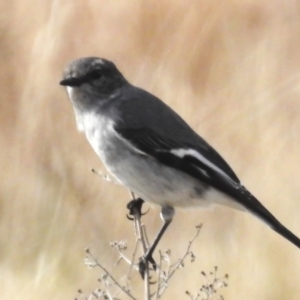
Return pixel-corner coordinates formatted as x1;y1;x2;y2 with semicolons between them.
234;187;300;249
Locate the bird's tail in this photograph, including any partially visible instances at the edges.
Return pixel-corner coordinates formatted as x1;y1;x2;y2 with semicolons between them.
234;187;300;249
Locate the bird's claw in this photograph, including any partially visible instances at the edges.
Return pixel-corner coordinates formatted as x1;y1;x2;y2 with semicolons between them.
138;254;157;279
126;198;146;220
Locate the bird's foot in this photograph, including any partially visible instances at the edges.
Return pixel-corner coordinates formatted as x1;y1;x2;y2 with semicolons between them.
138;252;157;279
126;198;145;220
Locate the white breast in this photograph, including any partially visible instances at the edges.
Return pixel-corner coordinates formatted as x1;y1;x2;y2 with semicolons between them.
79;112;115;161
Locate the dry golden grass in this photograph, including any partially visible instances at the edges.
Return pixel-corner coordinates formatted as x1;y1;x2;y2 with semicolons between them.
1;0;300;299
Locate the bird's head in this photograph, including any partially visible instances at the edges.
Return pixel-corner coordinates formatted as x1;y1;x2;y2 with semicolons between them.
60;57;127;101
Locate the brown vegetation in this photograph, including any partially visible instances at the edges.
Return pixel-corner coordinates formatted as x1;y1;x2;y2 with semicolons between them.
1;1;300;299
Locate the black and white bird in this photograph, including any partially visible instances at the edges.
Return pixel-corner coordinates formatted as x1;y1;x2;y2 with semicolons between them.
60;57;300;261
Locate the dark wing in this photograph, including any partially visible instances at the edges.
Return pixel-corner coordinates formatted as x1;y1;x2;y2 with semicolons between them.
114;126;241;197
114;86;240;186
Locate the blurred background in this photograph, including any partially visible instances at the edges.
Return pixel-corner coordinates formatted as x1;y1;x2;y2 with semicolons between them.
1;0;300;299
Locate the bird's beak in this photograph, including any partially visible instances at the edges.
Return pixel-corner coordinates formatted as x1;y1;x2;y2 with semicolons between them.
59;77;83;87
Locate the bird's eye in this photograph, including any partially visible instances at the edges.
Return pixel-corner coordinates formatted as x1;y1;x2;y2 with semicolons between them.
88;70;103;80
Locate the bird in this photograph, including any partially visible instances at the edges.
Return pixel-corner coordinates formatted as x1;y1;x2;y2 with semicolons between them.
60;57;300;266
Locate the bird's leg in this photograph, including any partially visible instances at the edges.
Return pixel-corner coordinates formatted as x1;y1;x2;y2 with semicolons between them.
139;206;175;278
